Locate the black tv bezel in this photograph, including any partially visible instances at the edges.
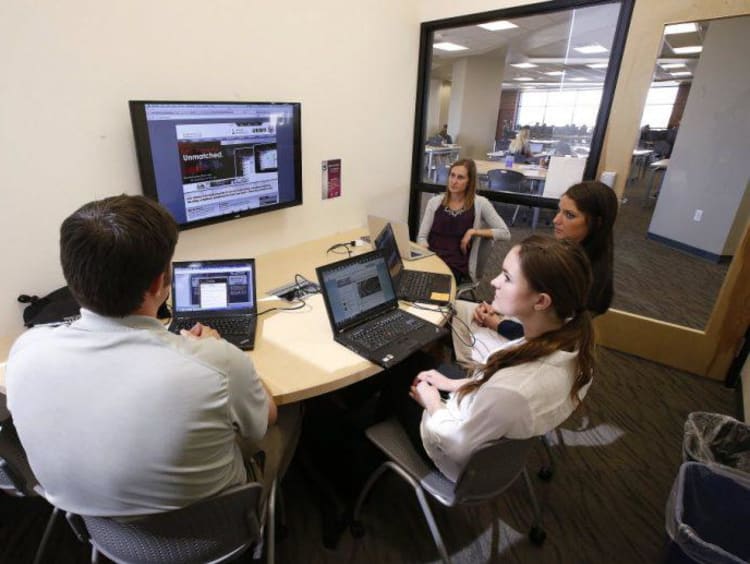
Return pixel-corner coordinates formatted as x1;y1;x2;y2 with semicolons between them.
129;100;303;231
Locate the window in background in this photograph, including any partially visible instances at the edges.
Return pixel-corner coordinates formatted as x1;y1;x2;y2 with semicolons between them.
517;88;604;127
640;85;679;128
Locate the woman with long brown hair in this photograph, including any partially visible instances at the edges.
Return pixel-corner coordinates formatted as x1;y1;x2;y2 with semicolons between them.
389;235;595;481
417;158;510;283
454;180;617;363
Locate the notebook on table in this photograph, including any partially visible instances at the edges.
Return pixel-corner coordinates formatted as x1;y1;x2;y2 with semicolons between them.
373;222;452;305
168;259;257;350
367;215;433;261
316;250;447;368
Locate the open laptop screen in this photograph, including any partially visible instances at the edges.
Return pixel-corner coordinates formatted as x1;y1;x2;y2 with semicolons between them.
318;251;397;331
172;260;255;314
373;223;404;282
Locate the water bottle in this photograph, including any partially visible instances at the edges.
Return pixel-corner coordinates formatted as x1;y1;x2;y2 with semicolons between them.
504;154;514;169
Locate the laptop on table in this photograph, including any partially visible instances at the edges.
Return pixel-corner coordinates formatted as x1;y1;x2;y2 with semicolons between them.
168;259;258;350
316;250;447;368
374;223;452;305
367;215;433;261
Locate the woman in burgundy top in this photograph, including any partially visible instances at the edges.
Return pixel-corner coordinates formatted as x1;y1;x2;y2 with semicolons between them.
417;159;510;283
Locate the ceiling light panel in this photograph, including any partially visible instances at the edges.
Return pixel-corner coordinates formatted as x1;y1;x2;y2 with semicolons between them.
659;63;687;69
586;63;608;69
664;22;698;35
478;20;518;31
672;46;703;54
574;44;609;54
433;42;468;52
514;77;533;81
511;62;537;69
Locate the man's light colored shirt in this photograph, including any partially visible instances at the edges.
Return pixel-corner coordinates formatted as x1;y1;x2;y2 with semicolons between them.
6;308;269;516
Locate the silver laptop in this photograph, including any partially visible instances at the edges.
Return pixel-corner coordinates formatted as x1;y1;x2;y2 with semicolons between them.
367;215;433;261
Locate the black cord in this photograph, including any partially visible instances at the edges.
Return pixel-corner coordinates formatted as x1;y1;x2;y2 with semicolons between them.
293;274;320;296
325;241;360;257
256;297;307;317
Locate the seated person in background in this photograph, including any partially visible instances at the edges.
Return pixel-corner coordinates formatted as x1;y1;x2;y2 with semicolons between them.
508;125;532;159
6;195;300;517
417;158;510;284
438;124;453;144
382;235;595;481
453;180;617;363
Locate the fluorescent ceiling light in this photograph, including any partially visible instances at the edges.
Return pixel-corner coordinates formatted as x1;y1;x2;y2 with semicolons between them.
574;44;608;54
672;45;703;54
659;63;687;69
664;22;698;35
511;62;537;69
514;77;533;81
433;42;468;52
586;62;608;69
570;77;588;81
478;20;518;31
670;71;692;77
545;71;565;76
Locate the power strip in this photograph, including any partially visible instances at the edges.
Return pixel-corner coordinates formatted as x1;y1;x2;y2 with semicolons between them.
266;280;320;301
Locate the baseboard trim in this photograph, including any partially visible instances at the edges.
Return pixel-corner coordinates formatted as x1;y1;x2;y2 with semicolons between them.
646;232;733;264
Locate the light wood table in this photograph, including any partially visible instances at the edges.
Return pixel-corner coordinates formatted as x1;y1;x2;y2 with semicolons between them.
474;159;548;182
0;229;453;405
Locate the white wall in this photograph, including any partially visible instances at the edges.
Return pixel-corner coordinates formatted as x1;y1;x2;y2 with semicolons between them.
647;16;750;257
419;0;545;22
0;0;420;338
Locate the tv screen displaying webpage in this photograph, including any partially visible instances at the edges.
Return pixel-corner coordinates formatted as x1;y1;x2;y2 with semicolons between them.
129;101;302;230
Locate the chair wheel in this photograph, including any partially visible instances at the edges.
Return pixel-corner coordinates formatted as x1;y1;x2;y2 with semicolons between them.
350;520;365;538
529;526;546;546
538;466;553;481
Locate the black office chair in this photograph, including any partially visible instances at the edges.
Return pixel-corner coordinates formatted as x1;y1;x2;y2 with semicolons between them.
487;169;530;226
435;165;450;186
0;418;61;564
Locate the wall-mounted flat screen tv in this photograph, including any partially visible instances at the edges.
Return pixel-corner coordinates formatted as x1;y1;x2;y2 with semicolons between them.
129;100;302;230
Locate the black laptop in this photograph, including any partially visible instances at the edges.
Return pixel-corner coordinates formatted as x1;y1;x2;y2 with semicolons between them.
374;223;452;304
316;250;447;368
168;259;258;350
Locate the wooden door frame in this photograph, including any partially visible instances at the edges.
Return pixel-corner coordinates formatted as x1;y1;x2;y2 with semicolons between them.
595;221;750;380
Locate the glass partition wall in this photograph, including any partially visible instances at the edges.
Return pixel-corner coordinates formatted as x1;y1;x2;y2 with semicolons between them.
408;0;635;235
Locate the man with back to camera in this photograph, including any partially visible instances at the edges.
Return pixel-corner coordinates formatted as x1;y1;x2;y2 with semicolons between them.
6;194;300;517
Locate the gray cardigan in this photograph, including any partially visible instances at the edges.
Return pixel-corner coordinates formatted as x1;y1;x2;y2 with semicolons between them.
417;194;510;281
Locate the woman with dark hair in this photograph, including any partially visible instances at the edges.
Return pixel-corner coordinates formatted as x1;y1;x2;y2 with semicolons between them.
455;180;617;363
384;236;595;481
417;158;510;284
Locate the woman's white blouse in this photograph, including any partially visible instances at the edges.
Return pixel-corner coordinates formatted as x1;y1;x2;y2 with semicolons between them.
420;346;590;482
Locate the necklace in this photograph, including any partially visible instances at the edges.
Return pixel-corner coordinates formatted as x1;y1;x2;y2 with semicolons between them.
444;203;467;217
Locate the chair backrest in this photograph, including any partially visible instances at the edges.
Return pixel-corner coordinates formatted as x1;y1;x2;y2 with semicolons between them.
0;421;39;497
487;168;525;192
453;438;535;505
68;482;264;564
653;139;672;158
435;165;450;185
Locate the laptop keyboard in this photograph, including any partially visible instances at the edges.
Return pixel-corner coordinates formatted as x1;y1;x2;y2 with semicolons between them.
400;271;433;299
171;317;250;336
350;310;427;351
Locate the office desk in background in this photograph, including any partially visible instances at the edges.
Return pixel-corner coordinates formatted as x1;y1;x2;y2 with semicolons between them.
423;145;461;181
0;229;453;405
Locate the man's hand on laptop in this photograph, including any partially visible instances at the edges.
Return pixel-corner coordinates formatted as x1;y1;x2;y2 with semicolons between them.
180;323;221;340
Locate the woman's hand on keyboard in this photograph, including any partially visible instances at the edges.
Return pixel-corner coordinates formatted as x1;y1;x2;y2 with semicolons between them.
180;322;221;341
